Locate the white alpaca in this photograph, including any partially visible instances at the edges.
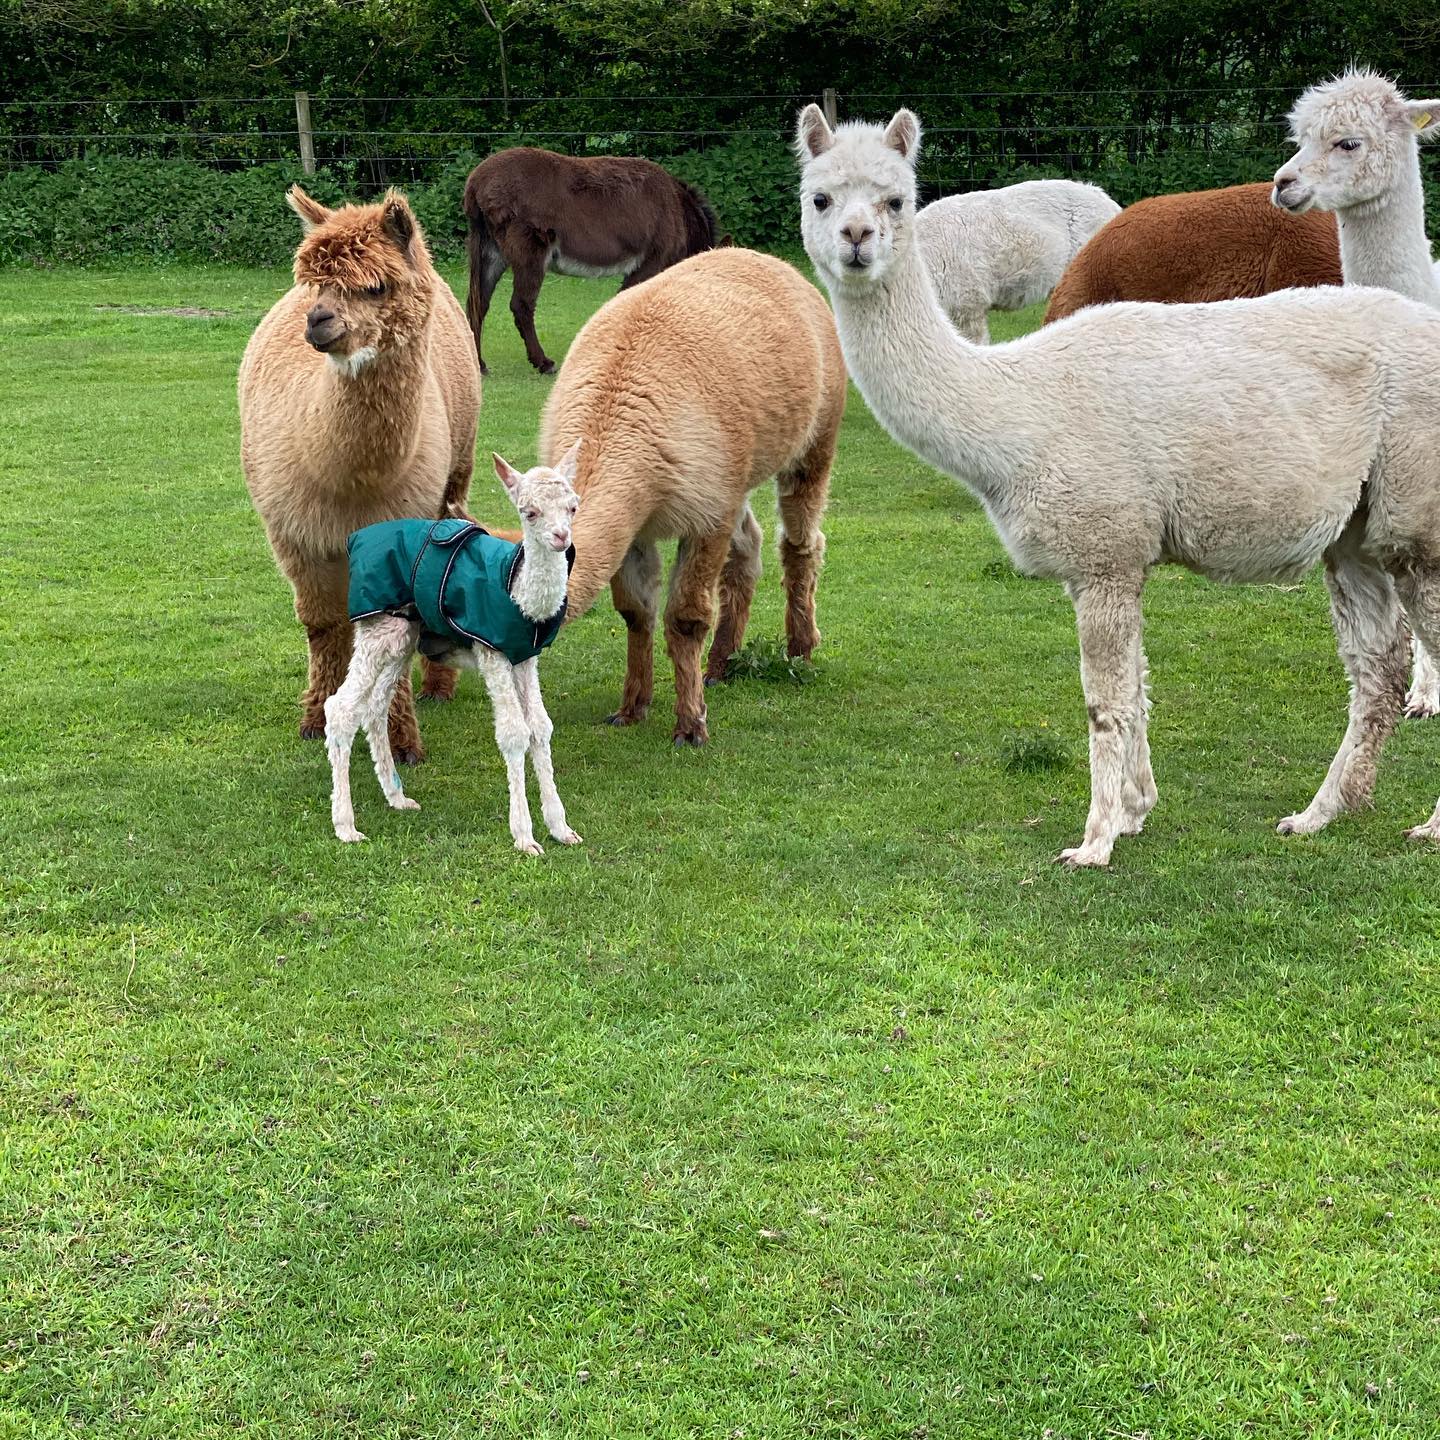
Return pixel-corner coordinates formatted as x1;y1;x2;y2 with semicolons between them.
915;180;1119;342
796;103;1440;867
324;446;584;852
1274;69;1440;718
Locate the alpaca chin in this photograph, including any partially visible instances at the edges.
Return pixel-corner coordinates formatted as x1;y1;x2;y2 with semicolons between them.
328;345;379;378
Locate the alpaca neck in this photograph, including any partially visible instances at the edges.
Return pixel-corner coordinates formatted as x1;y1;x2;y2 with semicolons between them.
1336;152;1440;306
511;534;569;622
315;319;433;478
824;245;1022;504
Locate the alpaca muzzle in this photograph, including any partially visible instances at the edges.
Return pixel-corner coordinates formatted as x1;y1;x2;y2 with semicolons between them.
305;304;346;352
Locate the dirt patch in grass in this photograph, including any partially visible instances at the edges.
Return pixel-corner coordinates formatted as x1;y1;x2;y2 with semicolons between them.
94;304;231;318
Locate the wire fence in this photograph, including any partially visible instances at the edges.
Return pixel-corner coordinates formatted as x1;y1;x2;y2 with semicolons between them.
0;87;1348;195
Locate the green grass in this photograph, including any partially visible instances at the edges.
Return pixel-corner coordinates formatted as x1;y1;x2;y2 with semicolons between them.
2;261;1438;1439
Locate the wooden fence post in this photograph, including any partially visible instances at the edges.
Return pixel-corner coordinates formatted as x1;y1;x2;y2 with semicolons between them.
822;88;839;130
295;91;316;176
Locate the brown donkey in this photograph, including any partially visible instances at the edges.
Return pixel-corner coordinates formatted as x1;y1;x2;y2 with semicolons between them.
239;187;480;761
463;147;719;375
540;248;845;746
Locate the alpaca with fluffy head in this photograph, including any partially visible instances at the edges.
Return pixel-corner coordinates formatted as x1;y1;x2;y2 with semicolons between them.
797;103;1440;867
539;246;845;746
1274;69;1440;717
916;180;1118;342
239;187;480;763
324;446;583;850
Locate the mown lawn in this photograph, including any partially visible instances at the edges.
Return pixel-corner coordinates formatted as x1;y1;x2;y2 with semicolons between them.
1;259;1437;1439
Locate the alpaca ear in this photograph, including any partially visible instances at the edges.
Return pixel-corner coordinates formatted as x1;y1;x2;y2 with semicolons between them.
493;452;524;496
380;190;417;258
883;109;922;164
554;438;583;483
795;103;834;161
1405;100;1440;139
286;186;333;234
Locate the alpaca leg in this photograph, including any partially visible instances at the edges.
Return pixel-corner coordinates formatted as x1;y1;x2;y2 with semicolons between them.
1404;633;1440;718
705;504;764;684
608;540;661;725
478;653;542;855
1388;568;1440;839
386;670;425;766
508;249;555;374
1120;640;1158;835
1058;579;1145;868
665;524;737;746
515;658;582;845
362;621;422;814
285;551;351;740
418;655;459;704
323;622;393;843
1279;540;1406;835
776;435;834;660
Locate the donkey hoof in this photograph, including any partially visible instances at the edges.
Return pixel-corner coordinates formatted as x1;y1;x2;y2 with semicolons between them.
538;360;557;376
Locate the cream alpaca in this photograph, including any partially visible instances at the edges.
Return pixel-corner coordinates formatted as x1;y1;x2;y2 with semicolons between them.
1274;69;1440;718
539;247;846;745
325;447;584;851
239;187;480;762
797;103;1440;867
916;180;1118;342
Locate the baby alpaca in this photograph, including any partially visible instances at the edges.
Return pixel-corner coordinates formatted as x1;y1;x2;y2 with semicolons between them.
324;445;584;852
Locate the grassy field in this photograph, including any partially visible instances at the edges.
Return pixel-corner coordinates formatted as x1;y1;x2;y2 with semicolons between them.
1;259;1437;1439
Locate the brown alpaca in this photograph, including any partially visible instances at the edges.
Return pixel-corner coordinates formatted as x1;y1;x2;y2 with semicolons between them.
238;187;480;761
1044;182;1342;323
539;247;845;745
463;147;719;375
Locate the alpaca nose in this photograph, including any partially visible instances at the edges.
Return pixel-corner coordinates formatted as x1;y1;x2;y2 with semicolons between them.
305;304;343;349
550;528;571;551
841;222;875;247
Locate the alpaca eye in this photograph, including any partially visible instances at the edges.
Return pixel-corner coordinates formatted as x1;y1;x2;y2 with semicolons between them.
523;508;538;521
812;193;830;211
568;501;579;514
366;282;386;297
887;197;903;213
1336;138;1362;152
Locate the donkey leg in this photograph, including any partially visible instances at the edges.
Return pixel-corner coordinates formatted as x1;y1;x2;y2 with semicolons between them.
282;548;352;741
665;521;738;747
465;217;508;376
706;504;763;684
1280;538;1406;835
509;247;556;374
515;657;582;845
607;540;662;725
478;654;542;855
776;431;834;660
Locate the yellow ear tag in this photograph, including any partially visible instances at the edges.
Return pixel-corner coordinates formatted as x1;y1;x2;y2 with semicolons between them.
1415;111;1432;130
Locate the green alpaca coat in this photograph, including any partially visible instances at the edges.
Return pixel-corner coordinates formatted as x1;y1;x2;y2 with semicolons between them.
347;518;572;665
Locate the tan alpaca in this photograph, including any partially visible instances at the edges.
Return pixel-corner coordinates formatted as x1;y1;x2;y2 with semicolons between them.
238;186;480;761
539;247;845;745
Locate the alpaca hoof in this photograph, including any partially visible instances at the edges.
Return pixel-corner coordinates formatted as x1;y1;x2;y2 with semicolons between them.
672;727;708;748
1406;822;1440;842
1276;811;1325;836
392;744;425;766
335;825;368;843
417;689;453;704
390;796;421;812
605;708;647;727
1055;842;1111;869
300;721;326;740
1405;696;1440;719
515;838;544;857
551;827;583;845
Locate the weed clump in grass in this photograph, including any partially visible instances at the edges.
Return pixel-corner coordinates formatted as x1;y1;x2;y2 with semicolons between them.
980;557;1029;583
723;636;817;684
1001;730;1070;773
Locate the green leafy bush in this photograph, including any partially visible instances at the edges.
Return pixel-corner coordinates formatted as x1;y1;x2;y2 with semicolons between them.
665;134;797;251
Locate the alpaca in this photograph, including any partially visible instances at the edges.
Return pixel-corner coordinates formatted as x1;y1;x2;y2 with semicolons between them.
538;246;845;746
324;446;583;850
916;180;1119;342
1043;183;1342;323
1274;69;1440;719
796;104;1440;867
239;186;480;763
